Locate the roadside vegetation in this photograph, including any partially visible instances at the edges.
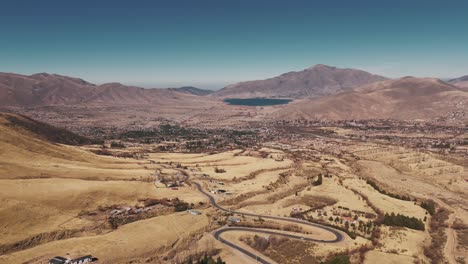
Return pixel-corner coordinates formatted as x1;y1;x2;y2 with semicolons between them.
241;235;319;263
424;206;450;263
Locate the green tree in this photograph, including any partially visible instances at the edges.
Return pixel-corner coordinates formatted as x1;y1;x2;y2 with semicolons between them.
421;200;436;215
216;256;225;264
323;254;350;264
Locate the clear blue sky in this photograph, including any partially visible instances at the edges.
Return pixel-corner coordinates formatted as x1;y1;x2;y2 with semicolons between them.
1;0;467;89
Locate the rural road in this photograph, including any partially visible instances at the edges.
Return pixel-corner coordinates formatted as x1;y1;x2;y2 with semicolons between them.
193;182;344;263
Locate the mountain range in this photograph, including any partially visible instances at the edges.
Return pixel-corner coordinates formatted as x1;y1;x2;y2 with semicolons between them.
0;66;467;121
272;77;468;120
0;73;210;106
168;86;214;96
213;64;387;98
449;75;468;88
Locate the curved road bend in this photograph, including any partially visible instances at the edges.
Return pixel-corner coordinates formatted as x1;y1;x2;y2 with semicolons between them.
193;182;344;263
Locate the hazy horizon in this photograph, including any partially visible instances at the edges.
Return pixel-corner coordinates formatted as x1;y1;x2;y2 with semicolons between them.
1;0;468;89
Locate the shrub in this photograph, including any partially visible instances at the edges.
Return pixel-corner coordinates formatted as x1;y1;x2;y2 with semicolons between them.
313;174;323;186
323;254;350;264
110;141;125;148
174;200;190;212
214;167;226;173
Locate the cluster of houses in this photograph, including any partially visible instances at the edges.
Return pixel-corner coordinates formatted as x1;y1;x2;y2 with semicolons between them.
291;207;304;212
154;170;187;190
209;188;231;195
208;180;232;195
49;255;95;264
227;217;241;223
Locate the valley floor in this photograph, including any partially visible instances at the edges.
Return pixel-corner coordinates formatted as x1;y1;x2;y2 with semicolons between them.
0;114;466;264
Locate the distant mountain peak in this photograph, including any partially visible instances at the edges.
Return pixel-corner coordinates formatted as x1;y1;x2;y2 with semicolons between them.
273;77;468;121
449;75;468;82
0;72;212;106
214;65;387;99
448;74;468;88
307;64;336;70
99;82;125;88
169;86;214;96
29;72;95;86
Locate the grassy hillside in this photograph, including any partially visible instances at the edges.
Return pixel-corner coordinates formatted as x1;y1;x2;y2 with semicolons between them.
1;113;97;145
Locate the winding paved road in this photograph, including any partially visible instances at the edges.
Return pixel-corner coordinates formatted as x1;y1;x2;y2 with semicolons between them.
193;182;344;263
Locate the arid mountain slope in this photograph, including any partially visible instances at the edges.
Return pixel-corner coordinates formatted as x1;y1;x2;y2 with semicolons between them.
0;113;98;166
449;75;468;88
272;77;468;121
0;73;92;106
0;113;95;145
0;73;210;106
214;64;387;98
0;112;150;180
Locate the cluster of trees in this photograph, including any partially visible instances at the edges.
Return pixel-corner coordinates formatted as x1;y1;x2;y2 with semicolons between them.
175;163;188;169
187;255;225;264
420;200;436;215
174;200;191;212
322;254;350;264
366;180;411;201
249;235;270;251
383;213;425;231
321;219;356;239
116;124;262;150
327;216;375;237
424;207;450;263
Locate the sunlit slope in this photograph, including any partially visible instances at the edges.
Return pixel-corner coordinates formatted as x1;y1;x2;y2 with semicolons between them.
0;112;151;180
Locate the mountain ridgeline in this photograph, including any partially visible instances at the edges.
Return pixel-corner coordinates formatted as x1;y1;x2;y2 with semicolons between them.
0;73;212;107
168;86;214;96
1;66;467;121
449;75;468;88
272;77;468;120
213;64;387;98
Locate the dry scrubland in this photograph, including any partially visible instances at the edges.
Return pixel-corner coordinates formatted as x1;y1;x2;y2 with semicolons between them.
0;121;153;180
0;115;209;263
364;226;429;264
342;178;426;220
150;150;293;180
0;213;208;264
1;113;466;264
0;116;310;264
347;144;468;263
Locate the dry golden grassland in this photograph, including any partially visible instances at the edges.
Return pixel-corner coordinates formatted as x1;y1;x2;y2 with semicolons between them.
0;115;211;263
364;226;429;264
343;178;426;220
3;112;465;264
0;213;209;264
150;150;293;180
